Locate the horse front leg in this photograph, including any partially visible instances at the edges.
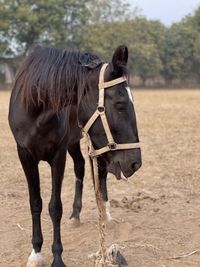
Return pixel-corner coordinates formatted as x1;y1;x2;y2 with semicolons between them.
49;148;67;267
68;142;85;226
17;145;46;267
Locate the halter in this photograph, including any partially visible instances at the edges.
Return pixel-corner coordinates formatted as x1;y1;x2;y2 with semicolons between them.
83;63;140;158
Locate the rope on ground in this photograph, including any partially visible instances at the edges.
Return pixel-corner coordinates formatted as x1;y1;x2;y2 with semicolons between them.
166;249;200;260
87;153;127;267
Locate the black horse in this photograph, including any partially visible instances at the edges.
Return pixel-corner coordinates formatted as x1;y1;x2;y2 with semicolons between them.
8;45;141;267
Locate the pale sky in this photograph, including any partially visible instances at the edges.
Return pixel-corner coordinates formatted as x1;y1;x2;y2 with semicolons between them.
129;0;200;25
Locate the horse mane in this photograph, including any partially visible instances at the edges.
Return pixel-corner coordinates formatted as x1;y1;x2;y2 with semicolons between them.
14;46;100;111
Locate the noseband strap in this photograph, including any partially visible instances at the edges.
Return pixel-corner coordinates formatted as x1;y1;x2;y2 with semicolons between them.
83;63;140;158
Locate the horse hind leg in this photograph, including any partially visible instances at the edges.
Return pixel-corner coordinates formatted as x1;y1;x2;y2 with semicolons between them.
68;143;112;224
17;145;46;267
68;142;85;227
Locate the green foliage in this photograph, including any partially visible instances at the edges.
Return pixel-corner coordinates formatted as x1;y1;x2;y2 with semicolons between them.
81;18;165;84
161;23;196;84
0;0;92;55
128;19;165;84
0;0;132;57
183;7;200;80
1;0;200;85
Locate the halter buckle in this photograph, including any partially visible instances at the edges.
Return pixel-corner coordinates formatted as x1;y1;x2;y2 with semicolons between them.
108;142;117;150
97;106;105;113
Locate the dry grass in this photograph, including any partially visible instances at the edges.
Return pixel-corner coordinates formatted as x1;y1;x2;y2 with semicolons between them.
0;89;200;267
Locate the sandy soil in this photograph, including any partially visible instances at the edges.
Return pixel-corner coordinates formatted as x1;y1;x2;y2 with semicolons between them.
0;89;200;267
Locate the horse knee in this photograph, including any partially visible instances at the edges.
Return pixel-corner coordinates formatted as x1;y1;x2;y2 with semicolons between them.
49;200;63;222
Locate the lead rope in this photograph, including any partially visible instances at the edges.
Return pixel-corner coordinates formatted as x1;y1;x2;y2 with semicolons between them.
90;156;107;266
85;132;125;267
83;63;130;266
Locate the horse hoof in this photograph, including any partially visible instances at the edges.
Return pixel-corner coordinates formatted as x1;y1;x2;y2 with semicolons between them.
51;256;67;267
26;250;47;267
69;217;81;228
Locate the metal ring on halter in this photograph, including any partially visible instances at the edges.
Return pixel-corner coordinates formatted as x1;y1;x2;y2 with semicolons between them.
97;106;105;114
108;143;117;150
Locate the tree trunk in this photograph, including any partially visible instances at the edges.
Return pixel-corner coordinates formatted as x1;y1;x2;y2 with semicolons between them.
3;63;15;84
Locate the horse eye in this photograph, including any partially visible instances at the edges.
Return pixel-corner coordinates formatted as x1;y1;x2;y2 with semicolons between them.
115;101;127;112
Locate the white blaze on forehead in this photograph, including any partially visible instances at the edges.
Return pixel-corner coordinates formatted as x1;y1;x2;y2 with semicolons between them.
126;86;133;103
26;249;46;267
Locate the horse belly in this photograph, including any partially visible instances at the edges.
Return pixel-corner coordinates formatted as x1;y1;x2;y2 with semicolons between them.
9;101;69;161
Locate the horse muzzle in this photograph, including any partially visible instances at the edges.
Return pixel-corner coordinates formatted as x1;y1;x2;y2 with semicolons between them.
107;150;142;181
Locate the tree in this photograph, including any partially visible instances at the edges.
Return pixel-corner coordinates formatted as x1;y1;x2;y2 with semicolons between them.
161;22;196;85
81;17;165;85
183;6;200;82
128;18;165;85
0;0;134;83
0;0;93;57
0;0;134;57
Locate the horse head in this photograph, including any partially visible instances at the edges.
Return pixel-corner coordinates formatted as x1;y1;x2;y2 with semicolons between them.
78;45;142;181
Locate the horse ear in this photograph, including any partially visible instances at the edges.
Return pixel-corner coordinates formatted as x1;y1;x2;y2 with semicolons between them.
79;53;102;69
112;45;128;68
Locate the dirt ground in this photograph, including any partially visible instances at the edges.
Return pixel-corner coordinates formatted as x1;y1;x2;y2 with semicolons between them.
0;89;200;267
